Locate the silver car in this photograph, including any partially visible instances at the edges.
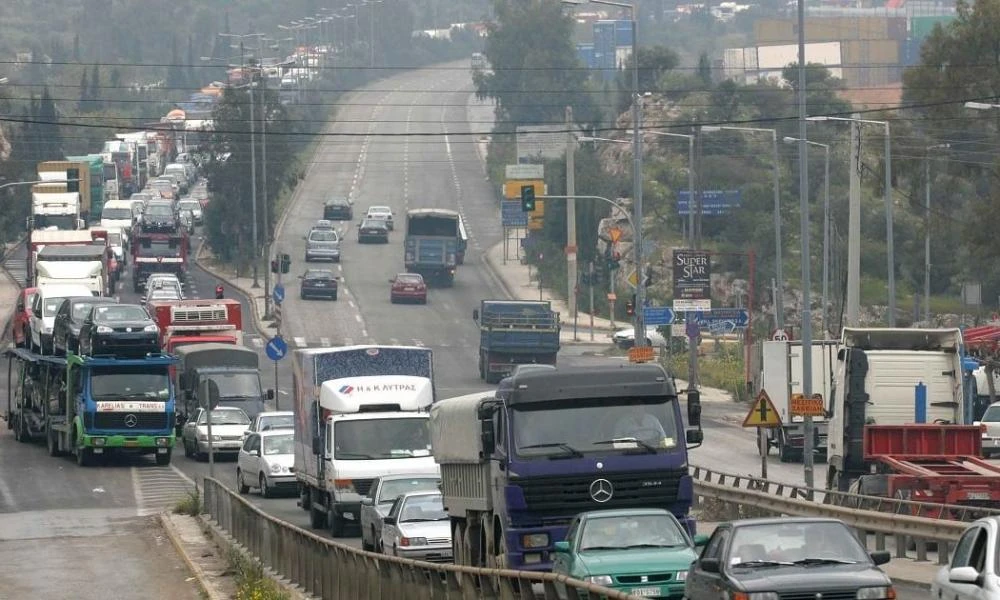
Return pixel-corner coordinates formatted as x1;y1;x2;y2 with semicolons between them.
360;475;441;552
380;491;452;562
304;227;341;262
181;407;251;461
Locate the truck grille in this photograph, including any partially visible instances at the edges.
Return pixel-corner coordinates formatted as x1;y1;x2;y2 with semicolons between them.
513;469;686;521
354;478;374;496
779;592;857;600
88;412;170;430
172;306;226;322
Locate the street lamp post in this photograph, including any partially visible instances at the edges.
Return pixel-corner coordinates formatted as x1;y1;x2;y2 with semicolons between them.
703;125;783;329
784;136;830;338
808;115;894;325
923;143;949;322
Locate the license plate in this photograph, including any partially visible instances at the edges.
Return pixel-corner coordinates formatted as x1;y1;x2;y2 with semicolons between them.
968;492;991;500
630;587;661;597
124;440;139;447
405;287;415;291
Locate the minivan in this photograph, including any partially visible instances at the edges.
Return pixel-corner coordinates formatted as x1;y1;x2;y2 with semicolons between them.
304;228;341;262
30;284;96;354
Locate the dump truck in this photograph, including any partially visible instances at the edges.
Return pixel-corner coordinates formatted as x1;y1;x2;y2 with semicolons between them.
474;300;560;383
65;154;106;223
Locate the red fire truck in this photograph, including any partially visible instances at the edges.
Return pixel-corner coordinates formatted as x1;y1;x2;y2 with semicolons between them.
147;298;243;351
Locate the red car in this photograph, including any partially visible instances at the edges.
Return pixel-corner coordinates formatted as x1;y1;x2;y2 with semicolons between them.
13;287;38;348
389;273;427;304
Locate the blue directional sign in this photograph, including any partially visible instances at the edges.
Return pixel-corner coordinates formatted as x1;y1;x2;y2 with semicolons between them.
265;335;288;361
677;190;742;216
501;200;528;227
272;284;285;306
691;308;750;329
643;306;675;326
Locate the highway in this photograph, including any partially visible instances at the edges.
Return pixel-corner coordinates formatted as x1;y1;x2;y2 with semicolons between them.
0;62;932;598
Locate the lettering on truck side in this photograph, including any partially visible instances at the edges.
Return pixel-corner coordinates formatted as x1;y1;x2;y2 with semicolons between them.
96;401;164;412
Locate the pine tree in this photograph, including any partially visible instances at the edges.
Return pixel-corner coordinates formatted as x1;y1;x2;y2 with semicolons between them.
37;87;63;160
89;66;101;110
697;52;712;86
78;71;91;112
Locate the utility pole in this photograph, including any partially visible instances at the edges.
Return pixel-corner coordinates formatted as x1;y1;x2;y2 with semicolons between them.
566;106;578;338
884;123;895;326
261;73;272;317
924;151;932;323
630;17;647;347
846;117;861;327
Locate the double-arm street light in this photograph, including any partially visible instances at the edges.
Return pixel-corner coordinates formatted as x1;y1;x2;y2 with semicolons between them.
702;125;784;329
808;115;894;325
783;136;830;337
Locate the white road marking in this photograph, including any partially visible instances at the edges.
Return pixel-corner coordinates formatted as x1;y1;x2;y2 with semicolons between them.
354;314;362;323
294;337;307;348
320;337;331;346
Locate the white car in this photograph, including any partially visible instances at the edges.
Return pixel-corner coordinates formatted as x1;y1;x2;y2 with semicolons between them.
365;205;394;230
244;411;294;438
932;515;1000;598
30;284;95;354
360;474;442;552
976;402;1000;458
143;278;183;304
612;326;667;349
236;430;295;498
181;406;251;460
178;199;203;225
380;491;452;562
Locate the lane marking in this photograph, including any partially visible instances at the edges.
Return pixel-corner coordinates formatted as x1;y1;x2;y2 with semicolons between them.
294;337;307;348
320;337;331;346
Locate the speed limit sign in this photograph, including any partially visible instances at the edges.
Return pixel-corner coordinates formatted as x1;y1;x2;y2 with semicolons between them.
772;329;789;341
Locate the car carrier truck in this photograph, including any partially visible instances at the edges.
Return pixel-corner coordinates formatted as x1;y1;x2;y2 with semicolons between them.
4;348;179;465
430;364;704;572
293;345;439;537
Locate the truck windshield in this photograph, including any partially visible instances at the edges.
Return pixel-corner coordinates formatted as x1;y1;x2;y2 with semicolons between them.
333;417;431;460
137;239;180;257
90;367;170;400
211;373;261;399
511;397;680;458
102;208;132;220
407;216;458;237
34;215;78;230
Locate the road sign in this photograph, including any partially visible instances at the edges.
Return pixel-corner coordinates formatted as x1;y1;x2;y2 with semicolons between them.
691;308;749;329
608;227;622;243
501;200;528;227
265;335;289;361
743;390;782;428
791;393;825;417
643;306;675;326
676;190;742;216
505;164;544;179
772;329;789;341
627;270;638;288
272;284;285;306
708;320;735;335
675;299;712;312
628;346;655;363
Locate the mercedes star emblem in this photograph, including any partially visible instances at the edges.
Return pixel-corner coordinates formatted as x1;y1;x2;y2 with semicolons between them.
589;479;614;503
124;414;138;428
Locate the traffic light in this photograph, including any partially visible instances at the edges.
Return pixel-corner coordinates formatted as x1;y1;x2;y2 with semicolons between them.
66;168;80;193
520;185;536;212
625;294;636;316
280;253;291;274
606;249;621;271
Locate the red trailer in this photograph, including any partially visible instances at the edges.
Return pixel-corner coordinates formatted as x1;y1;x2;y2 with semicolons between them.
864;425;1000;518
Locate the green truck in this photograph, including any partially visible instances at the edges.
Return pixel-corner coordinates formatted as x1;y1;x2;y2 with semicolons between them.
65;154;107;224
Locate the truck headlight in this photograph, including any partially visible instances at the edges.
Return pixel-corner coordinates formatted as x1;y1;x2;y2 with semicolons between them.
96;325;112;334
334;479;356;494
92;437;106;446
155;437;170;447
856;587;896;599
585;575;613;586
521;533;549;548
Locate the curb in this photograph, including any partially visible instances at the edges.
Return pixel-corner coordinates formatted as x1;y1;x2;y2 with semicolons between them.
0;236;26;343
159;513;226;600
199;515;317;600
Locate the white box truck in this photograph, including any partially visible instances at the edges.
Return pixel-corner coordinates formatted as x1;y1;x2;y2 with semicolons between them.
292;345;439;537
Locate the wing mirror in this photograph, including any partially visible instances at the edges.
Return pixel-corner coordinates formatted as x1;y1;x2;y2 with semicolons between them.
870;551;891;566
382;516;396;525
250;449;260;457
693;534;710;547
699;558;720;573
360;497;373;506
357;222;362;228
388;278;395;283
686;429;704;445
948;566;981;585
553;541;570;553
266;389;275;400
312;435;322;456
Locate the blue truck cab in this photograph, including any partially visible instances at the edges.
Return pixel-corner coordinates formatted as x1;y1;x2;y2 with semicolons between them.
403;208;462;287
5;348;179;466
431;364;704;572
474;300;560;384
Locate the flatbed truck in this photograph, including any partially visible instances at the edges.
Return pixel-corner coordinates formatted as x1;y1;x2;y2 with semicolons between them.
4;348;179;466
474;300;560;383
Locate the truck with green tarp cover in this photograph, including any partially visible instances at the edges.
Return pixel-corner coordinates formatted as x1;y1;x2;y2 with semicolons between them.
473;300;560;383
4;348;179;465
66;154;106;224
174;342;271;425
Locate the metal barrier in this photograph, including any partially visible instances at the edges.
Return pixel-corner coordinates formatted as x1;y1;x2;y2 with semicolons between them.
202;478;639;600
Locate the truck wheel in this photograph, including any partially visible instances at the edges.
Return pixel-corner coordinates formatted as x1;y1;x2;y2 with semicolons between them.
299;486;311;511
328;505;345;537
76;446;92;467
46;425;61;457
155;450;171;466
309;504;327;529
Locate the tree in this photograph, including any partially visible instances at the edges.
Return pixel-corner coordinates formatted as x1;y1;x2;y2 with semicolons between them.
697;52;712;86
36;87;63;161
615;46;680;113
88;66;101;111
78;71;91;112
475;0;598;126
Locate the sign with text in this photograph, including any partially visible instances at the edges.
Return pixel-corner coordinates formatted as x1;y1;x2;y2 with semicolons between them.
501;200;528;227
790;393;825;417
505;164;544;180
673;250;711;302
676;190;742;216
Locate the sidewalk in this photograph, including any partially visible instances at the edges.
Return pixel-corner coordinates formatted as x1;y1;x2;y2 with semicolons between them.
482;240;617;346
0;249;24;340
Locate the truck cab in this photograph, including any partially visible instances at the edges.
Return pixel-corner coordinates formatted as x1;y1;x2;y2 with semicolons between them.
176;343;270;423
35;245;108;296
148;298;243;348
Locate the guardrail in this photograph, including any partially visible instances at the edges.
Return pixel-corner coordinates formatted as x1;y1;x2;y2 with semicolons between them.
202;478;640;600
691;468;970;565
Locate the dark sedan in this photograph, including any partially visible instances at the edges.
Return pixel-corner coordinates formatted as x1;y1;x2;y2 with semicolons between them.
323;196;353;221
685;517;894;599
357;218;390;244
300;269;338;300
52;296;118;355
78;303;161;358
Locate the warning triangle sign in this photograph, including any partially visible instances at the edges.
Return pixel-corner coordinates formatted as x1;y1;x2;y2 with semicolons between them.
743;389;782;428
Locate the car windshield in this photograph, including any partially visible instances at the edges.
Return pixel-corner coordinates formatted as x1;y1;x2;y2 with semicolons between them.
362;220;385;228
136;239;180;257
579;514;689;551
211;373;262;399
108;233;122;246
262;433;294;455
179;201;199;211
102;208;132;220
73;301;111;320
395;274;423;284
259;415;294;431
146;204;173;217
44;297;73;316
378;478;440;504
368;208;390;216
728;522;870;566
511;397;680;457
199;410;250;425
309;230;338;242
90;367;170;400
399;495;448;522
333;417;431;460
93;305;149;322
983;405;1000;422
149;290;181;301
305;270;333;281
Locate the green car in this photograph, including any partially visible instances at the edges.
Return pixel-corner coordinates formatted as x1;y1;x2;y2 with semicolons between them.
552;508;709;599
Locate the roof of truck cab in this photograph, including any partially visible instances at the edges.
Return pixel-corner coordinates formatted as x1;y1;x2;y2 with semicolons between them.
505;365;675;405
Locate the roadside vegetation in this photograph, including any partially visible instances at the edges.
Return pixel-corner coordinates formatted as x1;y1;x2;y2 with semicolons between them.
173;487;202;517
229;548;290;600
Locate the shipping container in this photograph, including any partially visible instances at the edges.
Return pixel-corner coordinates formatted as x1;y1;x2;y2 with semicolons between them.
910;15;955;40
842;39;901;87
755;16;906;44
901;37;923;67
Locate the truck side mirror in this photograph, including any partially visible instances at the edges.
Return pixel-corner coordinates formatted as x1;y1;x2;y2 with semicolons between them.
266;389;275;400
687;390;702;428
686;429;704;445
312;435;322;456
480;418;495;455
472;309;479;322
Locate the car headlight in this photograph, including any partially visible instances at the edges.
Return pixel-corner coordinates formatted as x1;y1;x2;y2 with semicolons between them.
732;593;779;600
400;537;427;547
96;325;112;334
856;587;896;599
269;463;288;474
585;575;613;586
143;324;158;332
675;570;687;581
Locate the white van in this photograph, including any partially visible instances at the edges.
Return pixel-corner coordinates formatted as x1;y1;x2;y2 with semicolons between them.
101;199;136;231
30;283;95;354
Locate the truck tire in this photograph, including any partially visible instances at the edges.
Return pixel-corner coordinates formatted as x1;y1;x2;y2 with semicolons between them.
309;504;327;529
299;486;311;511
155;450;171;466
46;424;62;457
76;447;92;467
328;505;346;537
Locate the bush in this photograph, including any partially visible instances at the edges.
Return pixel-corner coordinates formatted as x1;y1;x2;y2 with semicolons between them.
173;488;202;516
229;548;290;600
665;343;747;403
